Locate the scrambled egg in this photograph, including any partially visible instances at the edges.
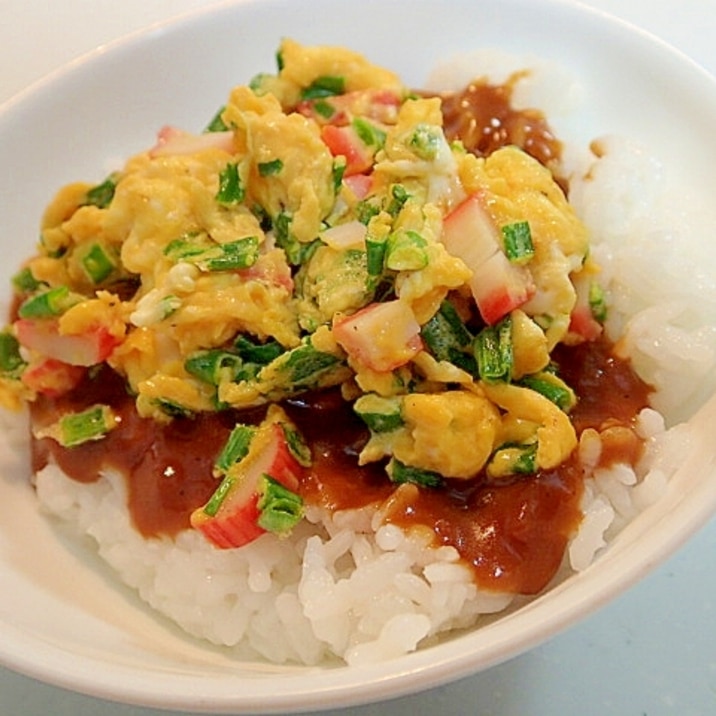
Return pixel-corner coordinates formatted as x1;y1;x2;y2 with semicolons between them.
0;39;604;485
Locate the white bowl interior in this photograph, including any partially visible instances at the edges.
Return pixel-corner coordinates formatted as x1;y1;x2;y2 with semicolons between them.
1;0;716;712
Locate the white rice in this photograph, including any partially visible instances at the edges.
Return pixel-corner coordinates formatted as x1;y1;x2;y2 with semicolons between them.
31;399;687;665
24;55;716;665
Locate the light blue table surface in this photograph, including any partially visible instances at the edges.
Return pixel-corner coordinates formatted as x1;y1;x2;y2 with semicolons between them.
1;1;715;714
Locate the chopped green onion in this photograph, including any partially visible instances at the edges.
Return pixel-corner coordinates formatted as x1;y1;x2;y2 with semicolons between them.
164;232;208;261
352;117;386;148
249;72;273;93
519;372;576;412
421;300;478;374
153;398;194;419
300;75;346;100
234;336;284;365
258;159;284;177
589;281;607;322
214;424;256;474
272;212;318;266
356;199;381;225
386;184;410;218
251;203;271;231
52;405;117;447
158;295;181;320
202;474;235;517
185;349;244;386
18;285;80;318
273;212;298;265
365;236;387;278
81;243;116;284
332;159;346;194
273;211;291;245
216;162;245;205
256;474;304;535
408;124;440;160
0;331;26;375
12;267;41;294
205;106;229;133
365;234;388;294
279;342;342;386
354;394;404;433
501;221;535;265
166;235;259;272
488;442;538;479
387;459;444;488
385;230;428;271
313;99;336;120
275;49;285;72
428;300;473;351
474;316;513;382
195;237;260;272
253;338;347;395
281;423;312;467
84;175;118;209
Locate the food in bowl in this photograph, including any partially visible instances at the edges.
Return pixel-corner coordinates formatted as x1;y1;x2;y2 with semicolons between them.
0;39;708;666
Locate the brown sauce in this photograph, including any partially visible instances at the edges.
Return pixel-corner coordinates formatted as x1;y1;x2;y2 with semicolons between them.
553;339;653;432
30;336;651;595
437;77;563;170
31;368;232;536
380;460;584;595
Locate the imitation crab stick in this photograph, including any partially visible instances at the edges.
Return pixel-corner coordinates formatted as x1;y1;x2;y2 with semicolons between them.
569;271;606;342
332;300;423;372
191;408;308;549
20;357;85;398
321;124;378;176
14;318;120;368
296;88;402;126
441;193;535;325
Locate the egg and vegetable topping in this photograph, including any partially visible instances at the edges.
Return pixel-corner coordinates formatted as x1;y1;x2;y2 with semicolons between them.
0;40;624;564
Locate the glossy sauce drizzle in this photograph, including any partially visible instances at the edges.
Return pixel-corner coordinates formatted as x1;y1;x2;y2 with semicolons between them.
30;337;651;595
438;75;563;169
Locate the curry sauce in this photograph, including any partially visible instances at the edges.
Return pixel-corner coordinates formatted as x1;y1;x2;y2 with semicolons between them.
31;334;651;595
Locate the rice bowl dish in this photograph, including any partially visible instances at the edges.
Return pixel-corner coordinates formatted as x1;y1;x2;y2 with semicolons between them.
2;0;716;712
1;36;709;664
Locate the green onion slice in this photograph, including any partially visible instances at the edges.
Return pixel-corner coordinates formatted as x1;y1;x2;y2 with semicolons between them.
385;230;428;271
301;75;346;100
36;404;118;448
387;459;444;488
81;243;116;284
408;124;441;160
256;475;304;535
0;331;26;375
474;316;513;382
354;394;404;433
18;286;81;318
501;221;535;265
214;425;256;475
216;162;245;205
84;175;118;209
518;372;576;412
258;159;284;177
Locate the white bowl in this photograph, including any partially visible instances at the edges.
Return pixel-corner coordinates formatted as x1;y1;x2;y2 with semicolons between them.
2;0;716;713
